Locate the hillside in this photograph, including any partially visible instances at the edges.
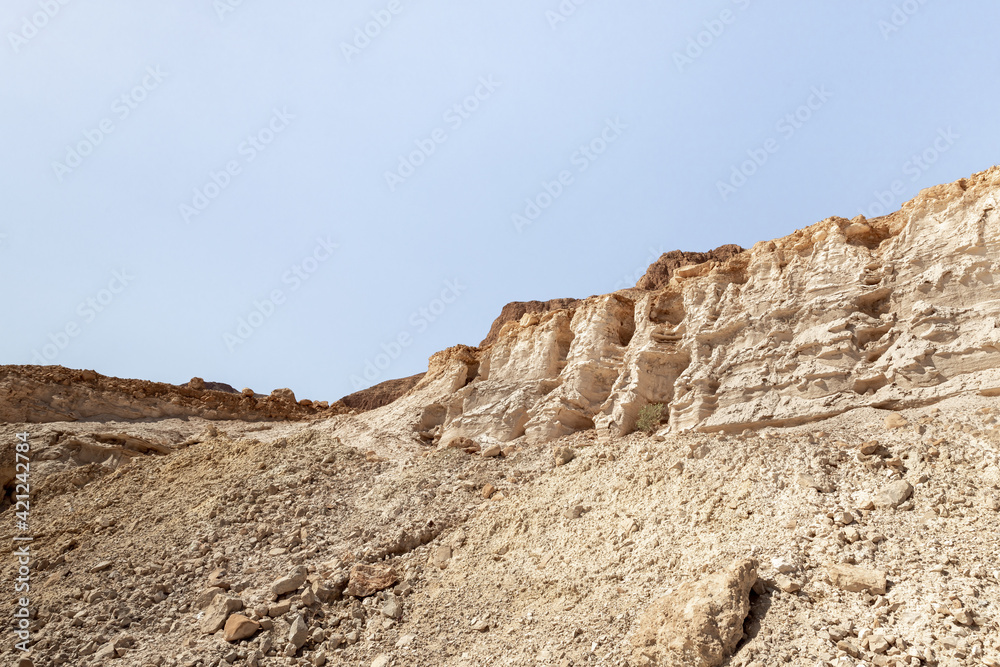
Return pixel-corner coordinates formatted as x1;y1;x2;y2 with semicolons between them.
3;168;1000;667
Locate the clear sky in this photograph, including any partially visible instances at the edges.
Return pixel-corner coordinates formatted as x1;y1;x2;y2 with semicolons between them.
2;1;998;402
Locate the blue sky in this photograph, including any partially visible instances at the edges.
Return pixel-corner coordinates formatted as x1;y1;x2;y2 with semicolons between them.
2;0;998;402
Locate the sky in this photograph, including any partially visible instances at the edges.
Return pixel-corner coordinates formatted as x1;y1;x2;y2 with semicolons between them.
2;0;999;403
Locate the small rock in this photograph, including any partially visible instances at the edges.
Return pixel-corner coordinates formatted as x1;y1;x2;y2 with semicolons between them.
481;484;496;500
371;656;390;667
837;640;861;658
382;593;403;620
884;413;908;429
195;587;226;609
859;441;880;455
481;444;502;457
89;560;113;573
875;480;913;509
271;566;308;595
472;619;489;632
268;600;291;617
827;564;887;595
201;596;244;634
833;511;854;525
775;575;800;593
447;436;476;449
771;557;796;574
223;615;260;642
429;546;452;570
554;447;576;466
868;635;890;654
952;608;975;625
288;615;308;650
794;473;827;492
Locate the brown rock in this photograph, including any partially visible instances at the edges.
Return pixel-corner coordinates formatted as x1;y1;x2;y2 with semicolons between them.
635;245;745;291
195;586;226;609
631;558;757;666
481;484;496;499
271;566;308;595
884;413;908;429
554;447;576;466
479;299;581;347
338;373;425;412
827;564;887;595
775;575;801;593
447;436;477;450
201;596;244;634
223;614;260;642
207;567;230;590
346;564;398;598
270;387;296;403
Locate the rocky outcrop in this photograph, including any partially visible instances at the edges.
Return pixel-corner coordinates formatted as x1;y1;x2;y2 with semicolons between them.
479;298;581;347
635;244;745;291
339;373;425;412
632;559;758;666
359;167;1000;445
0;366;345;423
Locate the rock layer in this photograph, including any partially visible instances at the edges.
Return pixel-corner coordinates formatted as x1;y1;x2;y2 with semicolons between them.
0;366;347;423
369;168;1000;445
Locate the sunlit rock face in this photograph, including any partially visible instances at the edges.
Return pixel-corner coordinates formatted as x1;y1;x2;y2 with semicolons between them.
370;167;1000;444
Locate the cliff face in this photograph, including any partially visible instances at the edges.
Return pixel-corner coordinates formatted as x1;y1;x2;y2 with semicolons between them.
0;366;345;423
635;244;745;291
366;167;1000;445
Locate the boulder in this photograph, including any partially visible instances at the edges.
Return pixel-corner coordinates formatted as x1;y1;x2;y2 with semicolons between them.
201;596;243;634
631;558;758;666
875;480;913;509
345;564;398;598
223;614;260;642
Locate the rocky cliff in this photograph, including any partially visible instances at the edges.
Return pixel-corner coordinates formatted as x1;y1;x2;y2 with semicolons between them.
0;366;346;423
360;167;1000;448
4;169;1000;667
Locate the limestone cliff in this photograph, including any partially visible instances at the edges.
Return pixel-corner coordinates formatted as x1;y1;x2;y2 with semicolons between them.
365;167;1000;445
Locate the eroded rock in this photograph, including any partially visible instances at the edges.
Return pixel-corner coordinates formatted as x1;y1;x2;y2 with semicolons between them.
631;558;758;666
